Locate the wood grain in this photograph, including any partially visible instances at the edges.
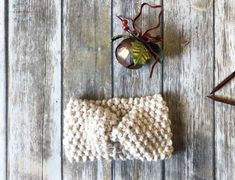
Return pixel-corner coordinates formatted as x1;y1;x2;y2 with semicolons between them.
2;0;235;179
8;0;62;179
112;0;163;179
0;0;6;179
41;0;62;180
214;0;235;179
62;0;112;179
163;0;214;179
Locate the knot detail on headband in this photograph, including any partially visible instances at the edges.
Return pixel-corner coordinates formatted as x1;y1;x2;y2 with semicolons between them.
63;94;173;162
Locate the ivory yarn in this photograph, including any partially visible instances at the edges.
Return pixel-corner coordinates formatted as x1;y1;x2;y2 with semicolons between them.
63;94;173;162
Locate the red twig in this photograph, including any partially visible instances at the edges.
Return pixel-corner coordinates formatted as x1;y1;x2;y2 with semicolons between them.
149;56;160;78
133;3;162;38
142;10;162;39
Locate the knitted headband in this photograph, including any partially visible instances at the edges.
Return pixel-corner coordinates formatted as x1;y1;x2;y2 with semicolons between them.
63;94;173;162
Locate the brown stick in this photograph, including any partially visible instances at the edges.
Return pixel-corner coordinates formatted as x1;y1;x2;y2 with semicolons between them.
207;95;235;106
208;71;235;106
210;71;235;94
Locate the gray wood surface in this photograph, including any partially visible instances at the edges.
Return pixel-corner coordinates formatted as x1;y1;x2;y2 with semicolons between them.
0;0;6;178
8;0;62;179
63;0;112;179
1;0;235;179
163;0;214;179
215;0;235;179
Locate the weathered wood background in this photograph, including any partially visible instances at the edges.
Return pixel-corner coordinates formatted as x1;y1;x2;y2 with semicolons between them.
0;0;234;179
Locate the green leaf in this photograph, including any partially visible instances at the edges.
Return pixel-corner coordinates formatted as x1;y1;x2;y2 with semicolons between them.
159;49;164;63
150;43;164;64
130;40;152;65
155;45;164;63
112;35;127;41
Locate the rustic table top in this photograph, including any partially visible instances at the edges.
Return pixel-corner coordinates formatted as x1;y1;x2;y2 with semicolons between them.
0;0;235;180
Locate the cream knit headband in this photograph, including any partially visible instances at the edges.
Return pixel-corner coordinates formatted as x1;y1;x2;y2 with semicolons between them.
63;94;173;162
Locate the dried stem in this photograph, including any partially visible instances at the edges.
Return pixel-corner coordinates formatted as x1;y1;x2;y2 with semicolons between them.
133;3;162;38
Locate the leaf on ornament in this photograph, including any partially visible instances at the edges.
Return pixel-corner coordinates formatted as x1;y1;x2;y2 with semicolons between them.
150;43;164;63
158;47;164;63
112;35;129;42
130;40;153;65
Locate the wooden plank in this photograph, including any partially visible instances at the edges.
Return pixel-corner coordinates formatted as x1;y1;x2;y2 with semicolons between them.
163;0;214;179
214;0;235;179
112;0;163;179
41;0;62;180
0;0;6;179
8;0;62;179
63;0;112;179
